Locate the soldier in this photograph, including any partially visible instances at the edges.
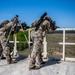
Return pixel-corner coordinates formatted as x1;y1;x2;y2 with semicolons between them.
0;20;10;59
0;15;20;64
29;13;57;70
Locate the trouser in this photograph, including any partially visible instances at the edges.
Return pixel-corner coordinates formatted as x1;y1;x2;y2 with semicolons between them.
29;51;41;67
0;34;11;61
29;39;42;67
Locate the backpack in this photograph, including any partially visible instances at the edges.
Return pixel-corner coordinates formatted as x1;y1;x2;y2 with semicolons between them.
0;20;9;28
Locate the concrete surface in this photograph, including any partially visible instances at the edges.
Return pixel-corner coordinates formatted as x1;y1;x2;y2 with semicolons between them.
0;55;75;75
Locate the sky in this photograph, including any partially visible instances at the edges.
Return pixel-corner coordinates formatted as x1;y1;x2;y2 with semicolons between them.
0;0;75;28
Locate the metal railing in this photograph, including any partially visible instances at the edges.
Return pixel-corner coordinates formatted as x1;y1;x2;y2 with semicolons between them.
57;28;75;61
9;28;75;61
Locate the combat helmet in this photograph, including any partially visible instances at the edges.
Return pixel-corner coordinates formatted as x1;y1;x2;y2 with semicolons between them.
44;15;51;22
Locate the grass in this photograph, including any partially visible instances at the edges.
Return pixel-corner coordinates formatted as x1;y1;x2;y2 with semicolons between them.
0;32;75;58
15;32;75;58
46;33;75;58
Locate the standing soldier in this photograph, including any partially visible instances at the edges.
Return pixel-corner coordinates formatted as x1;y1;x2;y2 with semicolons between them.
29;12;57;70
0;15;20;64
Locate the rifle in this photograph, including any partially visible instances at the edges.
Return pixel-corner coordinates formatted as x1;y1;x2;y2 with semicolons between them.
11;15;20;35
32;12;47;31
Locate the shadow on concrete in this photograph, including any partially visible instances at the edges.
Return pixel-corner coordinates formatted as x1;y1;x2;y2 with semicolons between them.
0;54;28;67
42;59;61;68
16;54;28;62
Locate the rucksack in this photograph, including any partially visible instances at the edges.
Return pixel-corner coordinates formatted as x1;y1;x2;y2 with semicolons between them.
0;20;9;28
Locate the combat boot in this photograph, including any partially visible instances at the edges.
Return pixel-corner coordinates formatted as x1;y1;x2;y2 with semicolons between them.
35;66;41;69
7;59;17;64
7;54;17;64
29;66;35;70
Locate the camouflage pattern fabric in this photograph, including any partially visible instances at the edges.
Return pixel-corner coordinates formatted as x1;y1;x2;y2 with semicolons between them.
29;20;50;68
0;22;14;61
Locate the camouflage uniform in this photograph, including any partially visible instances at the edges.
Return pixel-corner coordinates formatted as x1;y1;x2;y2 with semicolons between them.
0;22;15;62
29;19;50;69
0;16;20;64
